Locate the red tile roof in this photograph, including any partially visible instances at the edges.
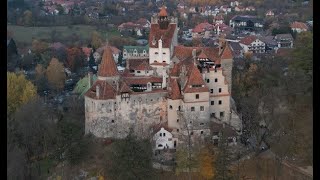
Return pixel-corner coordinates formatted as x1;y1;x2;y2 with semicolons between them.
239;35;257;45
119;81;132;93
133;61;153;71
128;59;149;70
197;50;209;59
169;78;182;100
98;47;119;77
149;23;177;48
85;80;116;100
159;6;168;16
183;65;209;93
220;43;233;59
290;21;308;30
173;46;220;62
192;22;213;33
124;76;162;85
82;47;92;58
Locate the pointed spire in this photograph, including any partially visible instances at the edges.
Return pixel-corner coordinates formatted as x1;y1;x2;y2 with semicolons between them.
159;6;168;17
98;46;119;78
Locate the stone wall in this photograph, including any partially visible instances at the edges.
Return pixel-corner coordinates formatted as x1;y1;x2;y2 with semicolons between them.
85;92;168;139
221;58;233;93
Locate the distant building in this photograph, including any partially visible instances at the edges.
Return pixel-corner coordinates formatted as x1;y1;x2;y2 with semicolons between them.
192;22;214;39
239;35;265;53
229;15;263;33
290;21;308;33
274;34;293;48
123;45;149;60
265;10;275;17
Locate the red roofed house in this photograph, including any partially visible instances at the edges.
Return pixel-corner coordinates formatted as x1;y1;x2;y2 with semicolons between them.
239;35;265;53
290;21;308;33
149;6;178;76
192;22;214;39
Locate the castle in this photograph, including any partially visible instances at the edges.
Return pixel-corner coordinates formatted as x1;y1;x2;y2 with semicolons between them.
84;7;241;147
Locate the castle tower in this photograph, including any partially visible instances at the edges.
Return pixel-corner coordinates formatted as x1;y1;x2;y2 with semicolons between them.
158;6;169;29
97;46;120;84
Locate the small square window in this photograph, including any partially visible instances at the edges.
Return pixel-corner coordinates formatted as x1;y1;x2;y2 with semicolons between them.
191;107;195;111
215;78;218;82
210;89;213;93
177;129;179;132
177;119;179;122
207;79;210;83
219;100;222;105
169;105;173;109
190;132;194;135
219;88;222;93
200;106;204;111
111;120;114;123
201;131;204;134
212;113;216;117
211;101;214;105
220;111;225;117
196;94;199;99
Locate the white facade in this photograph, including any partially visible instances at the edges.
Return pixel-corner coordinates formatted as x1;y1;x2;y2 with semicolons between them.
153;127;175;150
240;39;266;53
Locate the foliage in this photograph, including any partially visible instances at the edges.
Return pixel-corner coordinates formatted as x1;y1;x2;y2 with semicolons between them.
214;135;233;180
22;10;33;26
91;31;104;49
66;47;86;73
106;134;154;180
175;148;199;176
32;39;49;54
35;64;48;92
46;58;66;92
199;147;215;179
7;72;37;116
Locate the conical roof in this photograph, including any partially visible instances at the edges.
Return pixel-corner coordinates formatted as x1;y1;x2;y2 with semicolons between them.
98;46;119;77
159;6;168;16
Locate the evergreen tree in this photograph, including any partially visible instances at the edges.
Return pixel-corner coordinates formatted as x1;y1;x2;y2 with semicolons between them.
88;51;97;74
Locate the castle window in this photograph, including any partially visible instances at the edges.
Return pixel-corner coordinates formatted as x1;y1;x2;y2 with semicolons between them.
201;131;204;134
210;89;213;93
219;88;222;93
219;100;222;105
200;106;204;111
220;111;225;117
211;101;214;105
169;105;173;109
163;61;166;63
160;133;162;137
163;52;166;54
200;123;204;126
177;119;179;122
111;120;114;123
190;132;194;135
177;129;179;132
211;113;216;117
215;78;218;82
163;133;166;137
207;79;210;83
190;121;192;124
137;71;141;73
155;52;158;54
191;107;195;111
195;94;199;99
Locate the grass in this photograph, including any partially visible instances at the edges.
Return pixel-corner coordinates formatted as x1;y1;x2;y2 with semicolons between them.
7;24;121;45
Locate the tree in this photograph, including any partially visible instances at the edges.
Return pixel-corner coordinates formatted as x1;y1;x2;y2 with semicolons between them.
32;39;49;55
199;147;215;179
106;134;154;180
215;135;233;180
91;31;104;49
35;64;48;93
21;54;34;70
66;47;86;73
22;10;33;26
46;58;66;92
7;72;37;116
88;51;97;74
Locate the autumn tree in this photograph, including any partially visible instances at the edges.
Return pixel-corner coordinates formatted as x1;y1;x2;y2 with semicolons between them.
35;64;48;93
7;72;37;116
22;10;33;26
46;58;66;92
199;146;215;179
215;134;233;180
91;31;104;49
66;47;86;73
32;39;49;55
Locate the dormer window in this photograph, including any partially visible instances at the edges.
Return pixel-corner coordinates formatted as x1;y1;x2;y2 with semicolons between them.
155;52;159;54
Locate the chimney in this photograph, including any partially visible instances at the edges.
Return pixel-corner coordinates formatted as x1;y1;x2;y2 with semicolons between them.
96;85;100;98
159;37;163;62
162;67;167;88
88;72;93;87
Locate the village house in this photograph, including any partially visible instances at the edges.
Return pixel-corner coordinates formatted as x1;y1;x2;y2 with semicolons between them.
229;42;244;58
239;35;266;53
229;15;264;33
290;21;308;33
214;15;224;24
192;22;214;39
234;6;245;12
230;1;240;7
265;10;275;17
123;45;149;60
274;34;294;48
84;7;241;147
260;36;278;51
245;6;256;12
